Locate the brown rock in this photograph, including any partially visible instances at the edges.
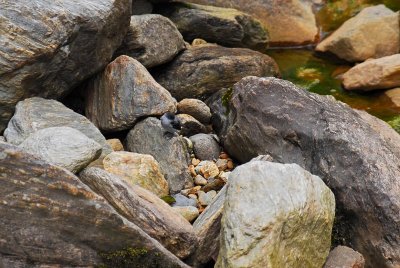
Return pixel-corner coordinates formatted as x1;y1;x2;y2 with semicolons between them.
189;164;197;177
178;98;212;124
176;114;207;136
324;246;365;268
107;139;124;151
384;88;400;108
202;177;225;192
103;151;169;197
342;54;400;91
85;56;176;131
196;161;220;178
192;158;201;166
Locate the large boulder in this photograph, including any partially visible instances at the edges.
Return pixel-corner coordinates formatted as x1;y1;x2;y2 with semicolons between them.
79;167;197;259
153;44;279;100
0;0;131;132
215;76;400;267
183;0;319;46
216;161;335;268
85;56;176;132
342;54;400;91
0;143;189;267
4;97;111;154
116;14;185;68
19;127;102;173
316;5;399;62
155;2;269;50
125;117;193;193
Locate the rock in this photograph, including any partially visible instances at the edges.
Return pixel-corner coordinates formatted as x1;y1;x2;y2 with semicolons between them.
153;44;279;100
185;0;318;46
216;158;228;171
216;161;335;268
218;171;230;182
0;143;190;268
194;175;208;186
316;5;399;62
19;127;101;173
132;0;153;15
116;14;185;68
189;186;227;267
4;97;111;154
217;76;400;267
107;138;124;151
202;177;225;192
172;206;200;222
103;151;169;197
85;56;176;131
324;246;365;268
0;136;5;143
79;167;196;259
192;158;201;166
176;114;207;136
0;0;131;132
342;54;400;91
195;161;220;178
251;154;274;162
178;98;212;124
384;88;400;108
189;164;197;177
190;134;221;161
126;117;193;193
172;193;197;207
198;190;217;206
155;2;269;50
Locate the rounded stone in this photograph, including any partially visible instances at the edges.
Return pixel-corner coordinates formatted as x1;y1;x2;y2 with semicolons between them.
173;206;200;222
177;98;212;124
194;175;208;186
190;134;221;161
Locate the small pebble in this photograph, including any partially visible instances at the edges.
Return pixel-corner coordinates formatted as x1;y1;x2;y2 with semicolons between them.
188;194;198;202
219;152;229;159
194;175;207;186
192;158;201;166
183;186;201;196
216;158;228;171
189;164;197;177
173;206;199;222
198;190;217;206
203;177;225;192
172;193;197;207
219;171;231;182
106;139;124;151
227;159;234;169
195;161;219;178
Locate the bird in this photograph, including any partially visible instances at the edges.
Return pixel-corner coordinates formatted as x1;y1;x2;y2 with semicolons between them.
160;112;181;137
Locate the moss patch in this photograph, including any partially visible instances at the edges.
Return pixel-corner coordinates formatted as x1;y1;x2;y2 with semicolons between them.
388;116;400;134
221;87;234;113
98;247;151;268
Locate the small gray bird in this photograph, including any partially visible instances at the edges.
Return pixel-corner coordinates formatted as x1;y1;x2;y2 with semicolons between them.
161;112;181;137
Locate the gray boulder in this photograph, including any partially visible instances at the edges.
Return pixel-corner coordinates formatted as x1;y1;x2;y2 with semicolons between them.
0;143;189;268
4;97;111;154
0;0;131;132
116;14;185;68
178;98;212;124
216;161;335;268
153;44;279;100
125;117;193;193
19;127;102;173
79;167;197;259
85;56;176;132
155;2;269;50
216;76;400;267
190;134;221;161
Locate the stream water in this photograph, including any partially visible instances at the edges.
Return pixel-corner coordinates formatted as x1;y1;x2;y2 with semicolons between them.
264;0;400;126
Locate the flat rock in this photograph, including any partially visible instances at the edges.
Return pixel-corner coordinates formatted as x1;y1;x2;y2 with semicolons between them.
19;127;101;173
190;134;221;161
216;76;400;267
79;167;197;259
324;246;365;268
4;97;111;154
342;54;400;91
178;98;212;124
85;56;176;131
103;151;169;197
0;0;131;132
216;161;335;268
116;14;185;68
316;5;399;62
125;117;193;193
153;44;279;100
0;143;189;268
184;0;319;46
155;2;269;50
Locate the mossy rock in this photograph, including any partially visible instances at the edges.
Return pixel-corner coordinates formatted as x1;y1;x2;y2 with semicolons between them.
98;247;162;268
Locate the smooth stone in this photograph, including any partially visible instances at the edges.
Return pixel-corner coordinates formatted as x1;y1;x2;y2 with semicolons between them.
177;99;212;124
198;190;217;206
103;151;169;197
324;246;365;268
155;2;269;50
195;161;220;178
194;175;208;186
116;14;185;68
125;117;193;193
19;127;101;173
192;158;201;166
316;5;399;62
216;161;335;268
342;54;400;91
107;139;124;151
202;177;225;192
0;0;131;132
153;44;279;100
79;167;197;259
190;134;221;161
4;97;111;155
172;206;200;222
0;143;189;268
85;56;176;131
216;158;228;171
172;193;197;208
176;114;207;137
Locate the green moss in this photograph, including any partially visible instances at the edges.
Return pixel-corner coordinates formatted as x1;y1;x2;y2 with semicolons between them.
98;247;150;268
221;87;234;112
161;195;176;205
388;116;400;134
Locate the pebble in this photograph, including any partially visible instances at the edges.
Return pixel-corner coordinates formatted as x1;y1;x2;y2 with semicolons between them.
172;193;197;207
189;164;197;177
192;158;201;166
195;161;219;178
188;194;198;202
181;186;201;196
216;158;228;171
173;206;199;222
219;152;229;159
202;177;225;192
194;175;208;186
198;190;217;206
219;171;231;182
227;159;234;169
106;138;124;151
